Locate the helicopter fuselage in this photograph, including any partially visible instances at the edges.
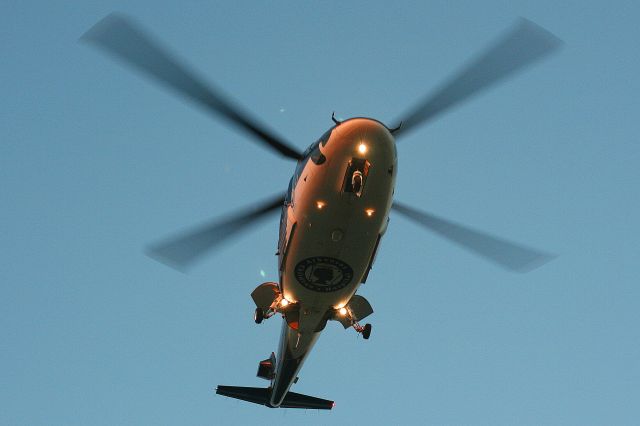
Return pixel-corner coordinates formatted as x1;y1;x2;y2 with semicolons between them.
268;118;397;406
83;12;559;411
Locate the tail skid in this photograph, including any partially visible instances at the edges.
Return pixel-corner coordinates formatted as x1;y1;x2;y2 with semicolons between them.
216;385;334;410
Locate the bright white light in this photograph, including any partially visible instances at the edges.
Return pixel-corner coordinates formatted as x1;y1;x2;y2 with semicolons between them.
365;208;375;217
358;143;367;154
338;307;348;316
280;298;290;307
316;201;326;210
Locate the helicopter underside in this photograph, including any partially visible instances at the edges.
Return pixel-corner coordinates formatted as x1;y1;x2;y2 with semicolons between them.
82;13;560;410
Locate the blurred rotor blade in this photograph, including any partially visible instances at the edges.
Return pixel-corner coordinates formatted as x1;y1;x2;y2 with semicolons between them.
394;18;562;138
147;194;285;271
392;202;554;272
81;13;302;160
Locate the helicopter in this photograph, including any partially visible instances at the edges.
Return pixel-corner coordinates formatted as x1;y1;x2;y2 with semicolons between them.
82;14;560;409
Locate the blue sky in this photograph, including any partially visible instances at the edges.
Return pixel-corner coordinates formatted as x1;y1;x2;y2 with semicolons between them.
2;1;639;425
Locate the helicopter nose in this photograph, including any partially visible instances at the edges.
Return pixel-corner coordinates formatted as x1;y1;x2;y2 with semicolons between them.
333;118;396;160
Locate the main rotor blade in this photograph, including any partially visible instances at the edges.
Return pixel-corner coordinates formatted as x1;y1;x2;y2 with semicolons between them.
81;13;302;160
392;202;554;272
147;194;285;271
394;18;562;137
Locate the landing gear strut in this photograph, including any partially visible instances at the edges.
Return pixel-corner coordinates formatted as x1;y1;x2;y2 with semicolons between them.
252;294;290;325
352;321;372;340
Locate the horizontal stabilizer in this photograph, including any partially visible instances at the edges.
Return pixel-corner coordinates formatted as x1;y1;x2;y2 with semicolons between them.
216;385;334;409
278;390;334;409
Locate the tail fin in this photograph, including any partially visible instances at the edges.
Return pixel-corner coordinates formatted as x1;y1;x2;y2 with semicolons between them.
216;385;334;410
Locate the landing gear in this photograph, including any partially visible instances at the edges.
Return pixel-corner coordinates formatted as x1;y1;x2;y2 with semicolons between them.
252;282;294;326
362;323;372;340
253;297;291;325
254;307;265;324
352;321;372;340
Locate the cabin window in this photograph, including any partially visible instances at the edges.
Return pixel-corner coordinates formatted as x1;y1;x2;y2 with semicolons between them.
285;177;293;204
310;144;326;165
293;156;309;187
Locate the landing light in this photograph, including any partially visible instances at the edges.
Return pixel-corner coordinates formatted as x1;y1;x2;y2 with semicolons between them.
358;143;368;154
365;208;375;217
316;201;326;210
280;298;290;307
338;307;348;316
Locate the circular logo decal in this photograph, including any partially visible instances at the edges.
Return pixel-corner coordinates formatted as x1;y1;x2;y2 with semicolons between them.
294;256;354;292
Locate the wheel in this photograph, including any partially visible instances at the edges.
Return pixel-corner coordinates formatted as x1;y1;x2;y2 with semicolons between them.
362;323;372;340
254;307;264;324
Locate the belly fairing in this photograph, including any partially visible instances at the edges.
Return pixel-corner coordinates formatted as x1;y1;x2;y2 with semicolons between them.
280;118;397;309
